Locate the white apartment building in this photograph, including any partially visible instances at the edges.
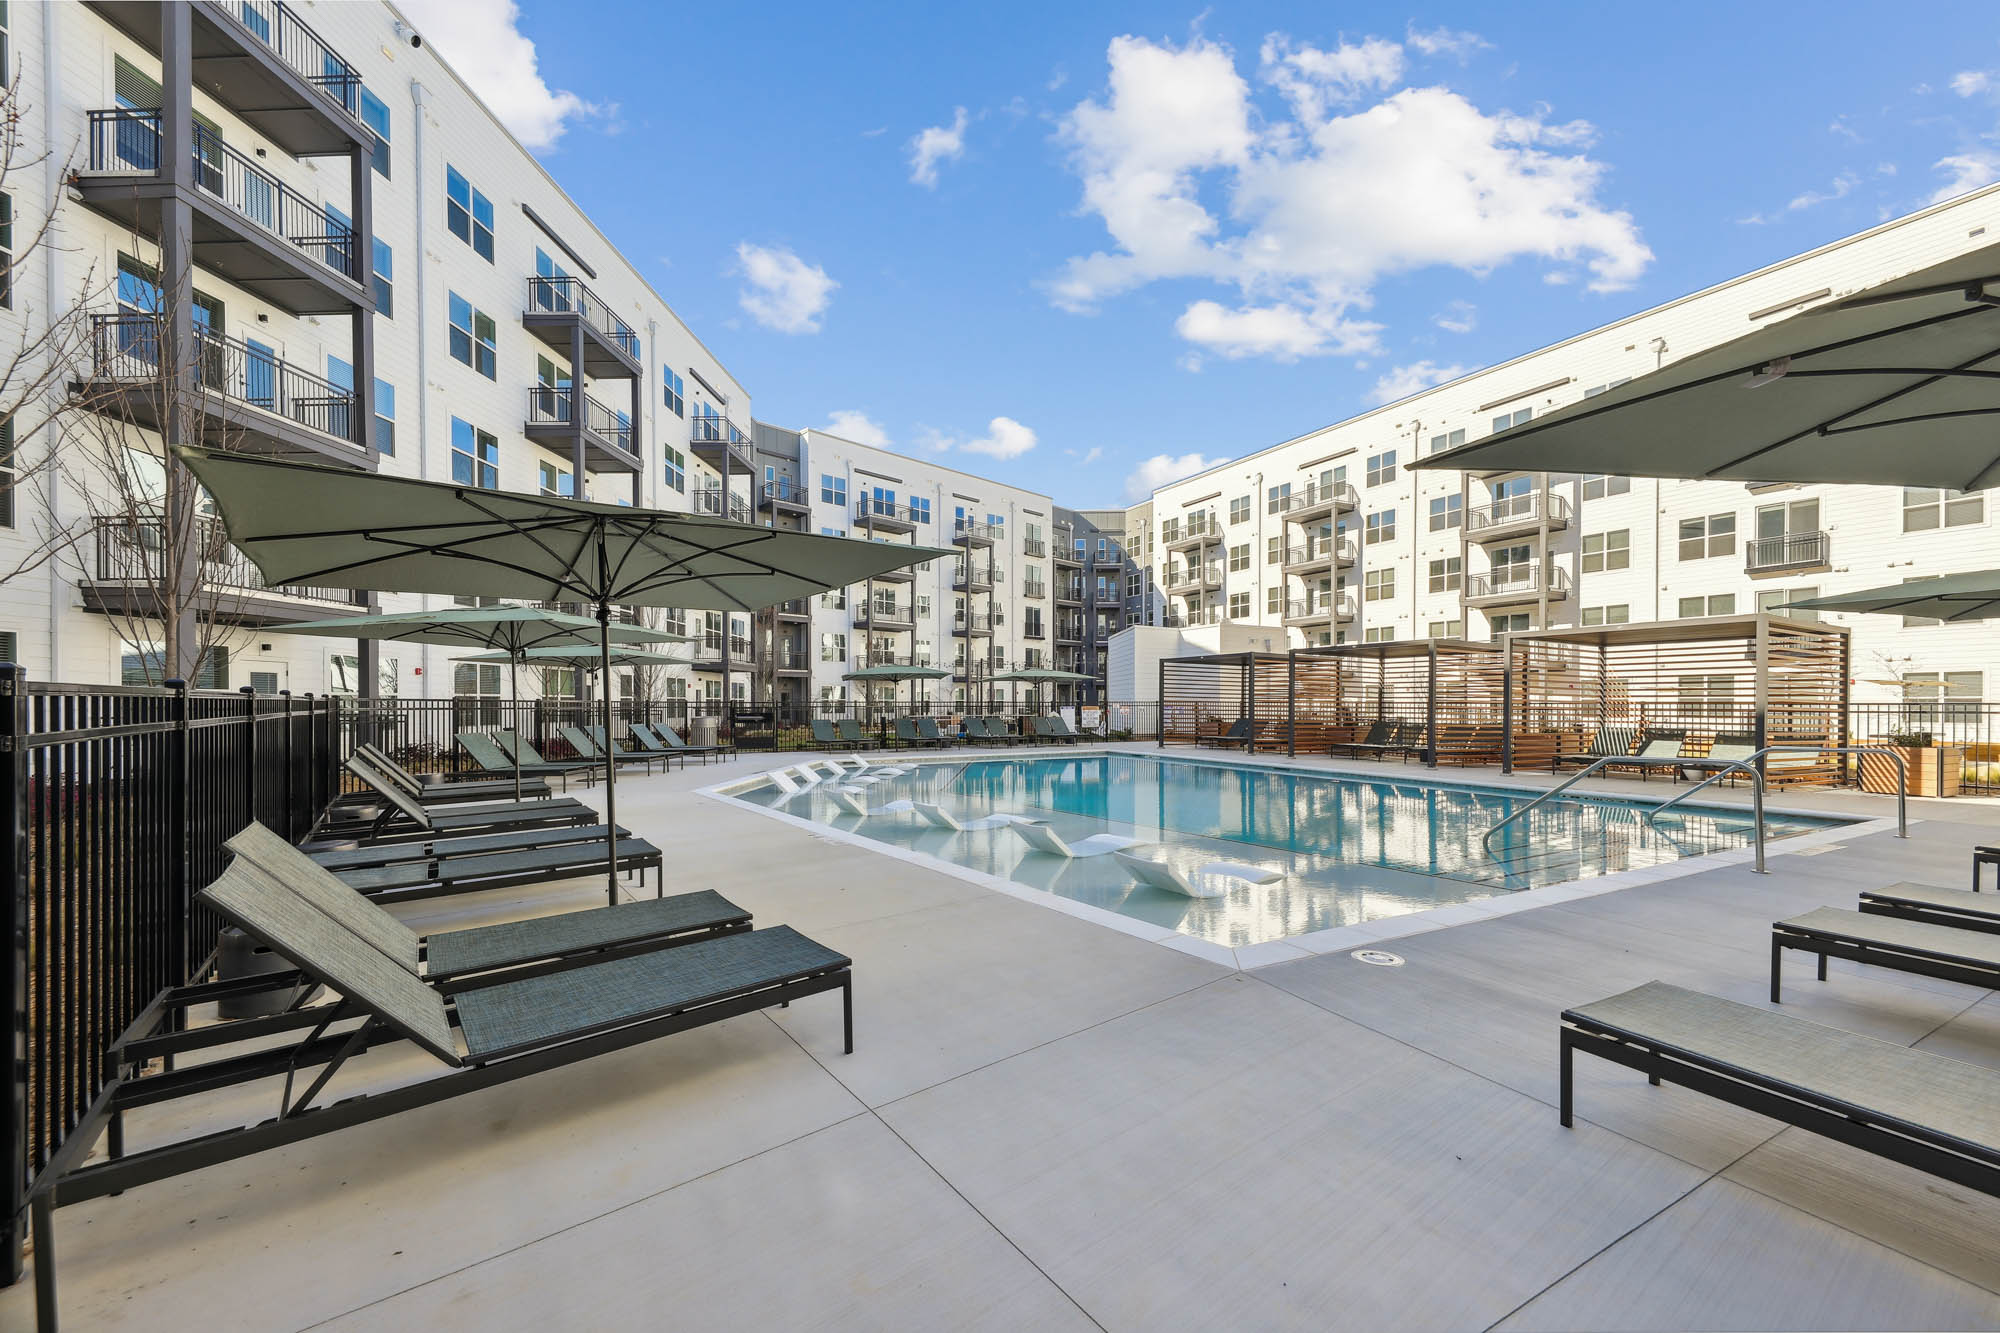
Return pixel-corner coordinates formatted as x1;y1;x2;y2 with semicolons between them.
1135;183;2000;710
0;0;755;708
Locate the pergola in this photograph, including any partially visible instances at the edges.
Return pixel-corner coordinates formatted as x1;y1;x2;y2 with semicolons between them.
1289;639;1505;762
1502;613;1850;778
1157;651;1293;750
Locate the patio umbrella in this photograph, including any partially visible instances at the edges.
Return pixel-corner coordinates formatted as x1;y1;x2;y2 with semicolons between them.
1784;571;2000;622
1409;240;2000;489
988;666;1094;711
262;606;691;800
176;445;950;904
841;663;952;716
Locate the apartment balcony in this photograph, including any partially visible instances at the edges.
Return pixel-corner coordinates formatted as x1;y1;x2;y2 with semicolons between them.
952;566;993;593
84;1;368;156
1282;536;1358;574
77;113;367;313
854;499;920;534
1284;594;1357;627
1464;566;1572;608
1055;580;1085;605
1164;564;1224;595
853;603;915;631
953;612;993;636
760;478;812;513
524;386;640;474
773;643;811;675
1055;619;1084;644
687;635;753;669
1745;531;1832;577
951;519;999;547
74;315;371;467
773;599;810;621
1161;608;1222;628
1162;512;1221;553
689;487;751;525
866;564;915;585
1283;482;1359;523
1466;491;1571;542
529;600;640;626
1053;544;1083;568
1023;621;1046;640
523;277;642;380
1022;537;1047;559
1022;580;1047;600
79;515;366;625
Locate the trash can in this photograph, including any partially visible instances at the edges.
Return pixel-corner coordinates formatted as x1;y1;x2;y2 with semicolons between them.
689;715;720;748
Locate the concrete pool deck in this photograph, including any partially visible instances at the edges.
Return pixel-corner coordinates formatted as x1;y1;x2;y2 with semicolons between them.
8;743;2000;1330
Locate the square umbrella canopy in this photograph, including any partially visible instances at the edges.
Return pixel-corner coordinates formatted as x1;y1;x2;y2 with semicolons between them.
1785;571;2000;622
178;446;951;903
1409;241;2000;490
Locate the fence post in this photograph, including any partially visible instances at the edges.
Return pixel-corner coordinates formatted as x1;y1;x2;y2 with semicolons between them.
280;691;295;839
167;678;192;983
2;665;27;1284
240;686;257;831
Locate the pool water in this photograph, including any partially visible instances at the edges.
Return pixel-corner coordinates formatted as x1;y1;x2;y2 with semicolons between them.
737;753;1847;947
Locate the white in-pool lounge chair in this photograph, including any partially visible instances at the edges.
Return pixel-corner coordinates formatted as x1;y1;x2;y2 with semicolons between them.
1113;849;1284;899
845;754;911;776
912;802;1030;832
767;768;801;795
1008;821;1140;858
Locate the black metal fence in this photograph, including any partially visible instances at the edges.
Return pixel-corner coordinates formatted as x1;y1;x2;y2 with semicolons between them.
2;670;340;1278
1850;702;2000;794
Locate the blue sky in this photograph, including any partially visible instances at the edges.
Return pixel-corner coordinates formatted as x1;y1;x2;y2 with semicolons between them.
406;1;2000;507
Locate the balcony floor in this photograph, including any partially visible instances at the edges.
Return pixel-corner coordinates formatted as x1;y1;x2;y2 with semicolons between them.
14;754;1998;1331
71;377;373;468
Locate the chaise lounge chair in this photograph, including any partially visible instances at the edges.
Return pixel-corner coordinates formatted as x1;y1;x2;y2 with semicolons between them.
1199;718;1253;749
828;790;915;818
1031;717;1079;745
316;757;595;845
330;756;556;832
1330;720;1397;761
833;718;878;751
912;802;1030;832
1860;881;2000;935
457;730;592;786
1558;980;2000;1198
1770;907;2000;1001
915;717;954;747
809;719;845;749
895;717;944;749
639;721;736;762
24;861;854;1328
1112;849;1283;899
1552;724;1640;774
1608;729;1689;782
564;724;670;775
1008;821;1138;858
351;743;553;801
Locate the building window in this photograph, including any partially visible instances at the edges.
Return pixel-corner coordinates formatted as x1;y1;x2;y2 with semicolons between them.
1757;587;1819;622
1581;529;1630;573
1581;604;1630;626
820;473;846;507
1427;619;1464;638
1902;487;1983;532
371;238;393;317
445;166;494;261
1427;557;1461;594
1265;586;1283;616
1583;378;1632;397
0;192;11;310
1491;407;1532;433
1228;591;1250;618
1677;513;1736;560
360;87;391;178
373;379;395;456
1364;568;1395;601
538;461;574;497
1677;674;1737;720
1902;671;1984;723
1427;428;1465;455
910;496;931;525
663;446;686;494
1365;451;1397;487
1266;482;1291;514
1227;495;1251;525
1580;473;1628;500
0;413;14;528
1489;612;1531;636
1677;593;1736;618
663;368;685;416
1428;494;1461;531
450;417;498;489
1228;543;1249;572
447;292;496;378
1364;510;1396;544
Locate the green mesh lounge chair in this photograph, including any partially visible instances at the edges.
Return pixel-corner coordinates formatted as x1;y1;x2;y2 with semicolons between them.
809;719;843;749
1330;720;1396;760
1553;724;1640;773
1770;907;2000;1002
983;716;1032;745
1030;717;1076;745
915;717;952;746
561;724;668;775
350;743;553;802
1860;881;2000;935
833;718;878;752
641;721;736;762
23;859;853;1329
893;717;937;748
457;731;592;784
316;753;595;845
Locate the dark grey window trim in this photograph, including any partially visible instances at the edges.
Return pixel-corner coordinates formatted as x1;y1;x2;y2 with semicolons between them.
520;204;597;279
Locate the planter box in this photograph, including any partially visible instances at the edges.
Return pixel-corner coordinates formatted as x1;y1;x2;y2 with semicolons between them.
1859;745;1962;797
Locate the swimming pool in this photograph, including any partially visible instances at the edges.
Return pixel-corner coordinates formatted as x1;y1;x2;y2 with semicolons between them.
732;752;1849;947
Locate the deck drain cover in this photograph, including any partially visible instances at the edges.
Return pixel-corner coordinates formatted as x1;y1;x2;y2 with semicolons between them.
1352;949;1405;967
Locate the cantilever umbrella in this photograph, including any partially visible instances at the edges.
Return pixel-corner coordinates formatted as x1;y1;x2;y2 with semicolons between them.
841;663;952;713
1410;240;2000;489
261;606;690;800
1784;572;2000;622
177;445;950;904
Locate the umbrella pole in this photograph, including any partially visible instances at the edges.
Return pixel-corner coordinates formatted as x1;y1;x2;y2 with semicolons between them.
598;599;619;908
510;654;522;804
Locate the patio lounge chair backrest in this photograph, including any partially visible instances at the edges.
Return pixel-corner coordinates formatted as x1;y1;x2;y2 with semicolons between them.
811;720;839;745
917;717;945;742
1359;721;1394;746
198;864;462;1065
1049;717;1078;738
560;724;605;759
836;719;868;744
1225;719;1251;740
962;717;989;739
457;731;513;773
624;723;667;752
1589;725;1639;758
346;754;435;831
895;717;923;742
1707;731;1758;763
225;822;420;972
1636;730;1687;760
355;743;422;794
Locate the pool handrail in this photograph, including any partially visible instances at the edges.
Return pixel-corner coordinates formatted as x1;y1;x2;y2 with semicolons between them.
1480;755;1685;863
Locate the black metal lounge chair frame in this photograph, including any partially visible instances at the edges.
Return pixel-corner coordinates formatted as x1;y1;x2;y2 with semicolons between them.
337;747;554;805
1199;718;1253;749
1860;882;2000;936
1558;997;2000;1200
1770;912;2000;1001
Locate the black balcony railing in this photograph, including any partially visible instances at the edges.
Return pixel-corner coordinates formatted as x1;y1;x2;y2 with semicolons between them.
690;412;752;451
952;519;1000;542
526;386;635;455
855;499;920;526
762;478;811;507
954;612;993;633
526;276;640;359
1746;531;1831;574
1022;537;1047;558
86;314;363;449
1283;482;1359;515
85;111;361;282
690;488;751;524
1465;566;1571;600
1467;491;1570;533
773;598;809;618
91;515;364;605
226;0;364;119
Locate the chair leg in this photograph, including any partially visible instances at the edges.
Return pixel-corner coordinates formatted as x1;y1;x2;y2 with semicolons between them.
32;1191;56;1333
1770;936;1784;1003
842;975;854;1055
1558;1030;1574;1128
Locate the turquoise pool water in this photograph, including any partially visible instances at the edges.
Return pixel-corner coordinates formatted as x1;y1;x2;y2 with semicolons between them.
738;753;1848;947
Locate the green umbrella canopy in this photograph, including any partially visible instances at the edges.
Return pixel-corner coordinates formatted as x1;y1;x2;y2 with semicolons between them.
456;644;690;670
988;667;1095;683
175;447;952;609
260;605;694;654
842;664;952;682
1785;571;2000;622
1410;240;2000;490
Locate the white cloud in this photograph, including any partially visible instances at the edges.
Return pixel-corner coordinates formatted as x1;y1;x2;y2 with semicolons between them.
395;0;606;151
1929;65;2000;202
1433;300;1477;334
734;243;838;334
821;410;890;448
1367;361;1471;405
1952;70;1994;98
1740;170;1863;224
955;417;1038;460
1931;151;2000;203
1406;24;1490;61
1079;446;1104;465
909;107;969;188
1049;34;1651;363
1125;452;1225;501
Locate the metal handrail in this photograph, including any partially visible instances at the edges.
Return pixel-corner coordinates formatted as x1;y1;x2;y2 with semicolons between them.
1480;754;1763;868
